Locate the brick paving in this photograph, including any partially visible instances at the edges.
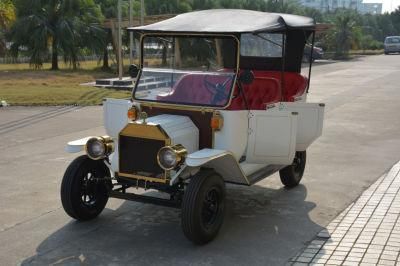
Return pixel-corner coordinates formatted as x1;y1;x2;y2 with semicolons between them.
290;161;400;265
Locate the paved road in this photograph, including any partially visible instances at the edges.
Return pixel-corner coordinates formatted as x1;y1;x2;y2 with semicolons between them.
0;55;400;265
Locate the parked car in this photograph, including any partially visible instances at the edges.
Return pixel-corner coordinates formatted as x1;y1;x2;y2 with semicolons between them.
303;44;324;62
61;9;325;245
384;36;400;54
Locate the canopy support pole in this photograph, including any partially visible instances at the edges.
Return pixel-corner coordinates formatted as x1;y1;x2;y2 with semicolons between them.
280;34;286;101
307;31;316;93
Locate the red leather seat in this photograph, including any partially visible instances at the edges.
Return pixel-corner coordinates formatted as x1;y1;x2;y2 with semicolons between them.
256;71;308;102
228;71;308;110
157;73;232;106
228;77;281;110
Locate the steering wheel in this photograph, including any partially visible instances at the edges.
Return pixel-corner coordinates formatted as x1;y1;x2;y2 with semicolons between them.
204;76;233;105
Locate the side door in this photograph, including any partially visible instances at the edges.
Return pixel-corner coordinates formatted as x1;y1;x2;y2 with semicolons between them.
246;108;298;165
279;102;325;151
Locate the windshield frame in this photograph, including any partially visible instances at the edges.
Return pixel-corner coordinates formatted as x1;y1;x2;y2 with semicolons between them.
132;33;240;110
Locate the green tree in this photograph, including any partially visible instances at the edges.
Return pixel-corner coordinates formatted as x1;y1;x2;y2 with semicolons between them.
8;0;105;70
192;0;218;10
391;7;400;33
145;0;192;15
0;0;15;56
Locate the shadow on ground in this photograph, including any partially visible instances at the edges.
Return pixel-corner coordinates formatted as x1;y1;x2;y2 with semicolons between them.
22;183;323;266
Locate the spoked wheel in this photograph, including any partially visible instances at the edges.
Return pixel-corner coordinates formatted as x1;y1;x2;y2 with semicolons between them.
61;155;111;221
279;151;306;188
181;170;226;245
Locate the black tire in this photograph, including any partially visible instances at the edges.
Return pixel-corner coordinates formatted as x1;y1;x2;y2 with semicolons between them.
279;151;306;188
61;155;111;221
181;170;226;245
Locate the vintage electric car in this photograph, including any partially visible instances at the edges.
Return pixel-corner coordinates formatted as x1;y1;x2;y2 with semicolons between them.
61;9;325;244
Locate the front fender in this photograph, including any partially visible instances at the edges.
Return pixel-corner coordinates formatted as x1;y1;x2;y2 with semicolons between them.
185;149;249;185
65;136;93;153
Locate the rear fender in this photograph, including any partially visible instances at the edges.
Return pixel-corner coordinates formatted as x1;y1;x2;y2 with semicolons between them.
184;149;250;185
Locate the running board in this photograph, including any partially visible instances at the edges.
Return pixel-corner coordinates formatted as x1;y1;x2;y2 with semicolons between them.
109;191;181;208
247;165;285;185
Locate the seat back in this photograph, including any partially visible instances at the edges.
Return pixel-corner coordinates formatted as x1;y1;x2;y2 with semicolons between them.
228;77;281;110
157;73;232;106
254;71;308;102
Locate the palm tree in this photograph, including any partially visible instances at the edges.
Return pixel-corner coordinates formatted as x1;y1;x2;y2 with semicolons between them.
9;0;105;70
325;10;360;58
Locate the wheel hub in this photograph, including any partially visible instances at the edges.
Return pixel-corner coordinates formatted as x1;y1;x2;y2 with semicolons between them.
81;172;97;206
202;188;219;227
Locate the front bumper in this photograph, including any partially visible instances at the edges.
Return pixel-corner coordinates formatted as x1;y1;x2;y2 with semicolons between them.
384;46;400;53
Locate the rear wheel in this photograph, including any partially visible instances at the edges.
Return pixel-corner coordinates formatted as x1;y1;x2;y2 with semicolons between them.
181;170;226;245
279;151;306;188
61;155;111;221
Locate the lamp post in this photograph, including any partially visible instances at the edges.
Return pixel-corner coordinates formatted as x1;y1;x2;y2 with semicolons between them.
117;0;122;80
129;0;133;65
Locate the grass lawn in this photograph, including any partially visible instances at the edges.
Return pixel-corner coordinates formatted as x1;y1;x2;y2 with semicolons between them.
0;61;131;106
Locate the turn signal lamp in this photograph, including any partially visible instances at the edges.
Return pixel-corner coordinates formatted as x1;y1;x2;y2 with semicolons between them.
127;106;138;121
211;112;224;131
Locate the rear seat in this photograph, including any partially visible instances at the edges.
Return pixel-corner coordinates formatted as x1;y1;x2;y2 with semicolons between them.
228;76;281;110
228;71;308;110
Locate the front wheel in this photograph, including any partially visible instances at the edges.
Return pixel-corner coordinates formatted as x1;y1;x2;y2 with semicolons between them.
181;170;226;245
279;151;306;188
61;155;111;221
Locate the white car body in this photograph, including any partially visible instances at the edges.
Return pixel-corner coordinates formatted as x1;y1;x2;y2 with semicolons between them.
67;97;324;185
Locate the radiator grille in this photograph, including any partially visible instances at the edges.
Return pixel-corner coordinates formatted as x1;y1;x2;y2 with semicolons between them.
119;136;165;177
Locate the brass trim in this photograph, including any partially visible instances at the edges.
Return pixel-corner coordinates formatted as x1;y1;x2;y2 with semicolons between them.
139;102;215;113
132;33;241;110
118;172;168;184
118;122;171;182
119;122;169;141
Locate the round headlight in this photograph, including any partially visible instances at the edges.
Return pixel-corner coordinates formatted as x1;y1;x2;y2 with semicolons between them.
85;136;113;160
157;144;187;170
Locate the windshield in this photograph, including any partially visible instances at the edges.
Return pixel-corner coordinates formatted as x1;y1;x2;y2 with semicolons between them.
133;35;238;107
385;37;400;44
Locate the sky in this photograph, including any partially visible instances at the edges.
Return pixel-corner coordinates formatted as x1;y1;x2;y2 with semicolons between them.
363;0;400;13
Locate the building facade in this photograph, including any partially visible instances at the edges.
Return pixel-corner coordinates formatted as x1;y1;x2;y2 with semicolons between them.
298;0;382;14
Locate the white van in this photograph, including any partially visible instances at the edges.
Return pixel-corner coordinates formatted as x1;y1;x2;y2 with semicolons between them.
384;36;400;54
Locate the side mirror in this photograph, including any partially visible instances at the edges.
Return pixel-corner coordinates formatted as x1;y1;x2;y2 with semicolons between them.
239;70;254;85
129;64;139;78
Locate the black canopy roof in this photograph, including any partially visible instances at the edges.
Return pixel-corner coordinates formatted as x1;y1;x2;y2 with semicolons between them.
128;9;315;34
